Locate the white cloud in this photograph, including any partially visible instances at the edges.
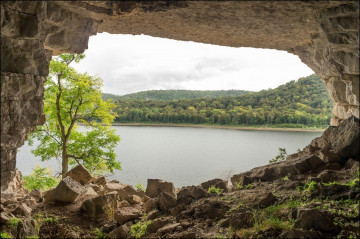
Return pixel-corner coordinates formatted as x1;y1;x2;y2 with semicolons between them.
72;33;314;95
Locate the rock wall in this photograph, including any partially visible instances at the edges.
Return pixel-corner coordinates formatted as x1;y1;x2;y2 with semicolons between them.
1;1;359;191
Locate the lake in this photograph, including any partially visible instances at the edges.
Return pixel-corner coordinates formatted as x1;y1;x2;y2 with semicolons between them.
17;126;322;188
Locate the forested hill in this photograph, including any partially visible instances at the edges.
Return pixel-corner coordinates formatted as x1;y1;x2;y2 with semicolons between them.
102;89;250;101
108;74;334;128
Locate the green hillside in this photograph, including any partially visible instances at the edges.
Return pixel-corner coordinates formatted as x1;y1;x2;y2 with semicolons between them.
109;74;333;128
103;89;250;101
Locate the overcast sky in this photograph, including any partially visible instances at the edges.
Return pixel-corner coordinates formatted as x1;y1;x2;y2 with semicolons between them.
72;33;314;96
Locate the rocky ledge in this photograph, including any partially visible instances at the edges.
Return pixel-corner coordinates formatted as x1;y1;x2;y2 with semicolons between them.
1;117;359;238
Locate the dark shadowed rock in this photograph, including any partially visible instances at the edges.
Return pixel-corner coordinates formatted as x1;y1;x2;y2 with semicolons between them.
280;229;321;238
157;192;177;212
229;211;253;229
294;208;335;232
146;179;176;198
64;164;93;185
200;178;228;192
177;186;208;201
44;176;85;203
81;193;117;219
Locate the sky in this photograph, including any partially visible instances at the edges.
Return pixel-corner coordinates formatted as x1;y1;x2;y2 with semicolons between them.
72;33;314;96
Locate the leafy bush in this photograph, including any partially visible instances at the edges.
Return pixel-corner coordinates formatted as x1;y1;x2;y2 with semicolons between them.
7;217;22;228
269;148;287;164
0;232;12;238
130;217;151;239
93;228;106;239
135;183;145;192
208;186;222;195
23;166;59;191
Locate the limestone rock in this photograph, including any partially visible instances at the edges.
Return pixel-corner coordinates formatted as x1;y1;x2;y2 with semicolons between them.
94;176;107;186
81;193;117;219
294;208;335;232
44;176;85;203
146;179;176;198
146;217;174;234
106;225;129;239
157;223;181;235
12;203;32;216
258;192;278;208
115;207;142;225
63;164;93;185
157;192;177;212
29;189;42;203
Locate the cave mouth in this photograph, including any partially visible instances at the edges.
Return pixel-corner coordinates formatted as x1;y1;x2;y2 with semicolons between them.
1;1;358;191
16;33;332;188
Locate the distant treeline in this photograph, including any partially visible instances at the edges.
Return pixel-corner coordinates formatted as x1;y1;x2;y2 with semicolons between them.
102;89;250;101
103;74;333;128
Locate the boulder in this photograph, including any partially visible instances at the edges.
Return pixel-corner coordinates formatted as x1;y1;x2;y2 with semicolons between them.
280;229;321;239
81;193;117;219
200;178;228;192
177;186;208;200
104;182;124;192
316;170;340;183
157;192;177;212
157;223;181;234
144;198;157;213
146;179;176;198
63;164;93;185
146;217;174;234
258;192;278;208
17;219;38;239
294;208;335;232
115;207;142;224
229;211;253;229
29;189;42;202
106;225;129;239
12;203;32;216
94;176;107;186
44;176;85;203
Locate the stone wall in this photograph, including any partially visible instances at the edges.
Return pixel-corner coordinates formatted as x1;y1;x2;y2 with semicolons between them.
1;1;358;191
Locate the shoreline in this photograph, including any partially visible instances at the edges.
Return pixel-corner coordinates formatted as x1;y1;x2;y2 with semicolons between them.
110;122;326;132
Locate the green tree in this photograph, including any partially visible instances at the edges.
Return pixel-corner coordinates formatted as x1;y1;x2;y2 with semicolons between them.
28;54;121;177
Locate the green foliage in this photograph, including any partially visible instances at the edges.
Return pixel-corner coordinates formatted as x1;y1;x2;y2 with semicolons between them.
269;148;287;164
109;74;332;128
297;181;317;196
93;228;107;239
0;232;12;239
23;166;59;191
28;54;121;176
7;217;22;228
208;186;222;195
282;176;289;181
130;217;151;239
346;178;359;188
135;183;145;192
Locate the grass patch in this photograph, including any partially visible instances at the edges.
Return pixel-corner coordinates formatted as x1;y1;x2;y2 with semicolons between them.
208;186;222;195
7;217;22;228
135;183;145;192
0;232;12;239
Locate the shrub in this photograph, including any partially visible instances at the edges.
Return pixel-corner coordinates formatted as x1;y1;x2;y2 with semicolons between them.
130;217;151;239
135;183;145;192
7;217;22;228
23;166;59;191
269;148;287;164
208;186;222;195
0;232;12;239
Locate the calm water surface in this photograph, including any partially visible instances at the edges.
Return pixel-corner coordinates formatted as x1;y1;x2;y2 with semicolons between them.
17;126;322;188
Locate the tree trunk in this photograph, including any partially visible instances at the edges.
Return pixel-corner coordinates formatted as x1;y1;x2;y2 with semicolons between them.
61;144;68;177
